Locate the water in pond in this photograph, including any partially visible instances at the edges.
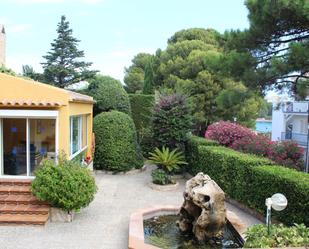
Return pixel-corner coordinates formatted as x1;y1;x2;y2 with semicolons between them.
144;215;244;249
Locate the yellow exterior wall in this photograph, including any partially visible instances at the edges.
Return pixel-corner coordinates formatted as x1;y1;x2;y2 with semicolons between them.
0;73;93;162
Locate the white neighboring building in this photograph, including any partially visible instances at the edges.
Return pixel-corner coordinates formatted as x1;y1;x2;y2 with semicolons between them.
272;101;308;148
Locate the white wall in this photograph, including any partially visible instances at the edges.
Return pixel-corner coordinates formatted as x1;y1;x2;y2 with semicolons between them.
271;105;285;141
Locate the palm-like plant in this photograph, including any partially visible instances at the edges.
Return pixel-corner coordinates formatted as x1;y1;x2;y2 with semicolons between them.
147;146;187;173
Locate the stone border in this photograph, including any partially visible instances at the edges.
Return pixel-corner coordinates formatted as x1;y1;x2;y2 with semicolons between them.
128;205;246;249
95;164;147;175
148;181;179;191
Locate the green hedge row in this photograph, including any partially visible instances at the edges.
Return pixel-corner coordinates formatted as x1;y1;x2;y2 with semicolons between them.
194;145;309;226
129;94;155;155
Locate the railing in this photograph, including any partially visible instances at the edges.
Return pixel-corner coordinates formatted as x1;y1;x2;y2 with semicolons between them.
283;102;309;113
281;132;308;146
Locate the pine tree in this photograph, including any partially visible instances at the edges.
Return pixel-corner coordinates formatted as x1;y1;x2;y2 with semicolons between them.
142;59;154;94
42;15;97;88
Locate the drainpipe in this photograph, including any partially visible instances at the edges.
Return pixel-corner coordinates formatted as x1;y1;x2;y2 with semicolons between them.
305;102;309;173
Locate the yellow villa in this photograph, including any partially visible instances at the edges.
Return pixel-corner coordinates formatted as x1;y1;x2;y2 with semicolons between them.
0;73;93;178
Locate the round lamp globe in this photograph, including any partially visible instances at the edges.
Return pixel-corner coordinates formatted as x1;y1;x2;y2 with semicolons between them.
271;193;288;211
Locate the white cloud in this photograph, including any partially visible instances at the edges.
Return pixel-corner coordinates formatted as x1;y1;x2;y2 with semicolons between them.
10;0;104;4
8;24;32;34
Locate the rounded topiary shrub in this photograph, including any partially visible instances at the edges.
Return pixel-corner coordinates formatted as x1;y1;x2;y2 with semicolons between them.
31;158;97;211
87;75;131;116
93;111;143;171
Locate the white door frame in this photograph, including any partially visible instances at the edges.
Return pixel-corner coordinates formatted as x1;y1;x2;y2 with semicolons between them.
0;110;59;179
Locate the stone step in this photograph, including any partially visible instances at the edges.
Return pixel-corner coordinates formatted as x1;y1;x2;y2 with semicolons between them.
0;204;49;215
0;179;32;187
0;194;48;206
0;185;31;195
0;213;49;225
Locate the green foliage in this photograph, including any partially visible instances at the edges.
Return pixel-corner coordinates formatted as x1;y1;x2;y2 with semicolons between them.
124;53;153;93
93;111;143;171
86;75;131;116
0;65;16;76
151;169;172;185
153;94;191;150
22;65;45;82
223;0;309;93
147;147;187;173
244;223;309;248
143;60;155;94
129;94;155;155
31;158;97;211
259;100;273;119
42;15;97;88
185;135;219;172
190;145;309;225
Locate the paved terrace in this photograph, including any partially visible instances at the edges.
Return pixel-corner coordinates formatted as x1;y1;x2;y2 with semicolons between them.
0;166;261;249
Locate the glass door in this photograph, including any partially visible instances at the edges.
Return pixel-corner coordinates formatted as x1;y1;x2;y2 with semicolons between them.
2;118;27;176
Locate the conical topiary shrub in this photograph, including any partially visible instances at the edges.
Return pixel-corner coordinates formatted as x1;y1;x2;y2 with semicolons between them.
93;111;143;171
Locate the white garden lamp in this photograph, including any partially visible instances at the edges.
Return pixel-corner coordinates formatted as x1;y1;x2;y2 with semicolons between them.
265;193;288;235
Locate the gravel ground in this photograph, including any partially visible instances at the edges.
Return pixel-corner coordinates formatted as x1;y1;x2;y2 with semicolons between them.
0;166;261;249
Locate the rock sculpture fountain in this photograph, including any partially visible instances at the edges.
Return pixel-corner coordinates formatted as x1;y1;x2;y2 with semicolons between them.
177;172;226;241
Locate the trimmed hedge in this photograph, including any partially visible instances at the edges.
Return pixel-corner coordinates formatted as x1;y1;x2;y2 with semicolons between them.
185;135;219;172
195;145;309;226
129;94;155;155
93;111;143;171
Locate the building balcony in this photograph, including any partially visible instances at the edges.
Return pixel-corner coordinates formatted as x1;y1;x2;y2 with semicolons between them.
283;102;309;114
281;132;308;147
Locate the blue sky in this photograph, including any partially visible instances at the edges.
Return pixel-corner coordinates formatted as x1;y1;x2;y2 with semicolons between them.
1;0;249;82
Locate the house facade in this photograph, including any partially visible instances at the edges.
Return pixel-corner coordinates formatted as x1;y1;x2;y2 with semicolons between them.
0;73;93;178
271;101;308;148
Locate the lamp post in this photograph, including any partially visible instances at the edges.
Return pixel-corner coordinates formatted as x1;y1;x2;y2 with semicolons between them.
265;193;287;235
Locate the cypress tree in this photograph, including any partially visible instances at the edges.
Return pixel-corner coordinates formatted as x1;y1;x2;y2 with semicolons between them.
142;59;154;94
42;15;97;88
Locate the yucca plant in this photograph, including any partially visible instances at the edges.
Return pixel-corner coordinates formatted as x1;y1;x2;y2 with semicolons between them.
147;146;187;173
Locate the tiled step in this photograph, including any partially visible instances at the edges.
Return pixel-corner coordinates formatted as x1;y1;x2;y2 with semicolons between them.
0;185;31;195
0;179;32;186
0;194;48;205
0;204;49;215
0;213;49;225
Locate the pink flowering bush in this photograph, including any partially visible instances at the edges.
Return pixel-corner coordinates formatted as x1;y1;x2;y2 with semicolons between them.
231;134;274;157
205;121;304;171
270;141;304;170
205;121;256;147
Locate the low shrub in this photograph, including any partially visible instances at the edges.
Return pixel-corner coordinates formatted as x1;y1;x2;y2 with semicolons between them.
151;169;172;185
244;223;309;248
153;93;191;150
147;146;187;173
205;121;256;147
270;141;304;170
195;145;309;225
31;158;97;211
93;111;143;171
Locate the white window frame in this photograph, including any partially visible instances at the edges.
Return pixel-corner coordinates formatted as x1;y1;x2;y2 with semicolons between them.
0;110;58;179
69;115;87;160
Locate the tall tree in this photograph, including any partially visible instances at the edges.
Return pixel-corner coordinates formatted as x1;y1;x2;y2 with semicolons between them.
124;53;153;93
42;15;96;88
223;0;309;94
142;59;155;94
22;65;45;82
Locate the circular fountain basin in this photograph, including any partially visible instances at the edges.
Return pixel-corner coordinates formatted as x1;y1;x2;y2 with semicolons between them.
128;205;246;249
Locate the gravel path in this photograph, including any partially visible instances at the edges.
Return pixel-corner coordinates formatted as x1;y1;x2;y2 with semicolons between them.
0;166;261;249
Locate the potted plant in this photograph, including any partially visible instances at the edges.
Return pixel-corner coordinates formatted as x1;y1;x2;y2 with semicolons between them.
147;146;187;187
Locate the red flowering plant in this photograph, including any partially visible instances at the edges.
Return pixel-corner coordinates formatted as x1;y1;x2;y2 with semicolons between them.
270;141;304;171
205;121;256;147
231;134;274;157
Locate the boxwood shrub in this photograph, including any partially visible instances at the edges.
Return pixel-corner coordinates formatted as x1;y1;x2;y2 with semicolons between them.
129;94;155;155
195;145;309;226
31;158;97;212
93;111;143;171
